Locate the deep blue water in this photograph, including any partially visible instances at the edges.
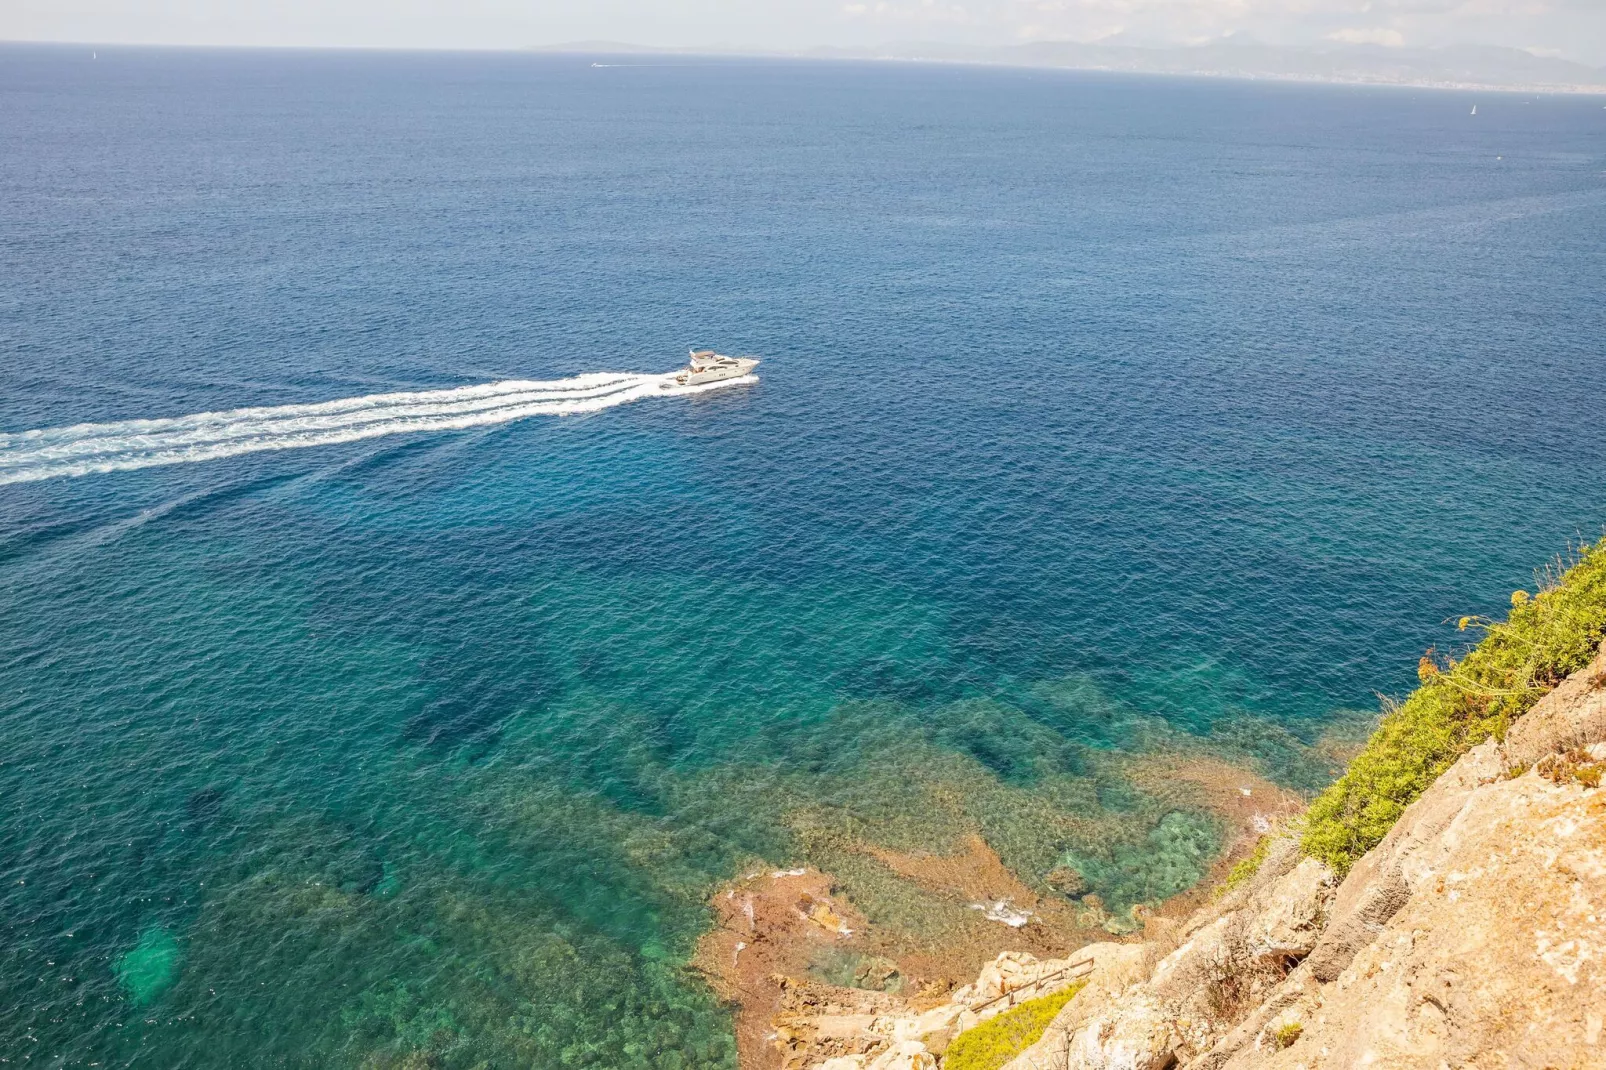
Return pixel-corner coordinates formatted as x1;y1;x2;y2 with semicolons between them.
1;44;1604;1068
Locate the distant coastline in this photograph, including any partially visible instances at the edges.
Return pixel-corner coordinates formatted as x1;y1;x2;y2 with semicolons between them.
7;37;1601;95
535;39;1606;96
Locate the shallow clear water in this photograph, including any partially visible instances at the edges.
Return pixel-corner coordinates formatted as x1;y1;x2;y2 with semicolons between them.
2;44;1604;1068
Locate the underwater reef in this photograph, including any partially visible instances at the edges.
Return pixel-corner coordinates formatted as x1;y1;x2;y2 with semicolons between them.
775;537;1606;1070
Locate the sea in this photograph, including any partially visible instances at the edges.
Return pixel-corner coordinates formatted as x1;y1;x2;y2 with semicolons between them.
1;43;1603;1068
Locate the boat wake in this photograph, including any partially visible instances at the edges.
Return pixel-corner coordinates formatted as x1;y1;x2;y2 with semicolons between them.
0;371;756;485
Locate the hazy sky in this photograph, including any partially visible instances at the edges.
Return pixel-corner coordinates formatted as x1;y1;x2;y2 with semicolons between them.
5;0;1605;65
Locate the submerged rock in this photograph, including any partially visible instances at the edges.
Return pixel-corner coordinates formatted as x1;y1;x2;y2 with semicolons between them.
184;785;226;821
1047;865;1089;898
114;924;181;1005
852;956;902;992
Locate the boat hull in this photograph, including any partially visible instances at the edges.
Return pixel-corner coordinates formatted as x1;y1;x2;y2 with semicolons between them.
661;356;760;389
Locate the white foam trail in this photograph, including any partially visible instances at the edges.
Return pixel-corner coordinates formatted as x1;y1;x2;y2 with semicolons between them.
0;371;756;485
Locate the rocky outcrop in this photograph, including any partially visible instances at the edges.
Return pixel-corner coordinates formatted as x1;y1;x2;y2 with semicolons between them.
782;947;1138;1070
777;643;1606;1070
1241;858;1331;966
992;840;1337;1070
818;1040;938;1070
1234;742;1606;1069
998;640;1606;1070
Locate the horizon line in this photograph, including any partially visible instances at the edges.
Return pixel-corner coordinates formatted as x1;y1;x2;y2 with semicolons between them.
4;36;1604;96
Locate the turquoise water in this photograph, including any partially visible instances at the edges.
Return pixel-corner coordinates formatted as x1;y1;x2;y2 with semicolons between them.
2;45;1604;1068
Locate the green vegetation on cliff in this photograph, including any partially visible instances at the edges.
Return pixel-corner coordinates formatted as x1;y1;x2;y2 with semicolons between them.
942;981;1087;1070
1219;834;1271;896
1303;537;1606;875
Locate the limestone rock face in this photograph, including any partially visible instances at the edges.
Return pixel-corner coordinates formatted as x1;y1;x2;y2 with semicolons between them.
952;950;1074;1010
1242;858;1334;966
1229;745;1606;1069
1149;914;1236;998
872;1041;939;1070
996;944;1153;1070
818;1041;940;1070
1301;862;1408;984
1067;992;1177;1070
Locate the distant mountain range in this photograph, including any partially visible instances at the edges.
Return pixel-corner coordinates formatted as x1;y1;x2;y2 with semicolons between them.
535;40;1606;94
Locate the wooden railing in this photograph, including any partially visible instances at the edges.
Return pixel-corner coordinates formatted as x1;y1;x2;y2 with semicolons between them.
968;954;1096;1016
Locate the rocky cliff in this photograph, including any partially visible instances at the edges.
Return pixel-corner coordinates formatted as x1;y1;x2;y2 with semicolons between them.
791;640;1606;1070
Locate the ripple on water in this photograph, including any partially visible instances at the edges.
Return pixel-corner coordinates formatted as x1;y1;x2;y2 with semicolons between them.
2;47;1604;1070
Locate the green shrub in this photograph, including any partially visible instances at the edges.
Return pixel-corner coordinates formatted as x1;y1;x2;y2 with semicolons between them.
1217;835;1271;898
942;981;1086;1070
1303;538;1606;875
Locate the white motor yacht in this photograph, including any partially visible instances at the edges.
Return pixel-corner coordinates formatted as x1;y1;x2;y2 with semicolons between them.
661;349;760;389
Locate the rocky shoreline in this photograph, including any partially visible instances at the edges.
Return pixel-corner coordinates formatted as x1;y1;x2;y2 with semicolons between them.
719;640;1606;1069
694;761;1303;1069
